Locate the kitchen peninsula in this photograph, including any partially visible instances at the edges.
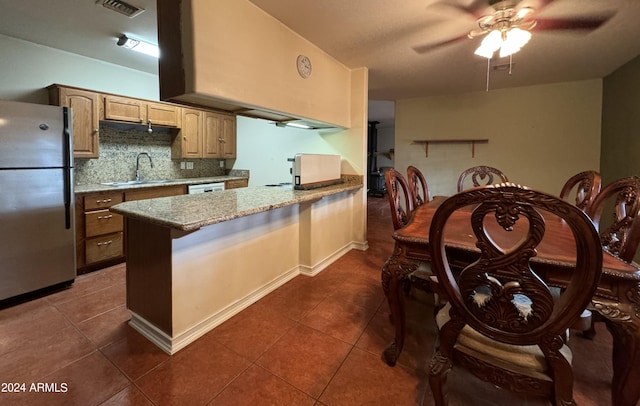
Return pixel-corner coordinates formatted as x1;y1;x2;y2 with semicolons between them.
110;180;364;354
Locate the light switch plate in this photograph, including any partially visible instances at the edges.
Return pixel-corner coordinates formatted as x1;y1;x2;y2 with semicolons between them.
180;162;186;169
186;162;194;170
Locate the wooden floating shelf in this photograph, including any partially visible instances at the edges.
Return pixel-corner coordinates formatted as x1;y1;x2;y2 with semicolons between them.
412;139;489;158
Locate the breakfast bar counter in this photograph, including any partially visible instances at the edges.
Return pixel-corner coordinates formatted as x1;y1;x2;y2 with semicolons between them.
110;181;365;354
109;182;363;231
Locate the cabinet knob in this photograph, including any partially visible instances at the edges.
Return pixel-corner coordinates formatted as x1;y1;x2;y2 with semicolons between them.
94;128;99;133
183;136;187;140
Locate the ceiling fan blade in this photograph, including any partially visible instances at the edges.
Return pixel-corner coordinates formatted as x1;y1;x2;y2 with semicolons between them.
427;0;490;18
534;14;614;31
413;33;470;54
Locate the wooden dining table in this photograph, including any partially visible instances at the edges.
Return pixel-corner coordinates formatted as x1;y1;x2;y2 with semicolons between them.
381;196;640;406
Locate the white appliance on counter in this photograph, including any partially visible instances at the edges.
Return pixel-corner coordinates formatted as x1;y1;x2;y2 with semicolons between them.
188;182;225;194
0;100;76;301
291;153;342;190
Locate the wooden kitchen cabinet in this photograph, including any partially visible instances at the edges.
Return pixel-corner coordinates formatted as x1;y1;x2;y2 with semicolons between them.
147;101;179;127
125;185;185;201
219;113;237;158
175;108;203;158
48;85;100;158
225;179;248;189
173;108;237;159
103;95;146;123
103;95;179;127
77;191;125;272
76;185;186;273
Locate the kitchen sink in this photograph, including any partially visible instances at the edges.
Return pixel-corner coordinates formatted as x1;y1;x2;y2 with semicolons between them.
101;179;170;187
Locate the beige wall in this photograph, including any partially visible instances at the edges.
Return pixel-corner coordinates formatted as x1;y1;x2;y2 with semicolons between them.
159;0;352;128
394;79;603;197
601;55;640;185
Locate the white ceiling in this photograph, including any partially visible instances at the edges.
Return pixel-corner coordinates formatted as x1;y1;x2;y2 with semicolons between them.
1;0;639;126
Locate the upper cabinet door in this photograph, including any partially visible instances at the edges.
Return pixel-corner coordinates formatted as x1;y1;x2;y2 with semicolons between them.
103;95;146;123
220;114;236;158
147;102;179;127
50;86;100;159
180;108;203;158
202;112;221;158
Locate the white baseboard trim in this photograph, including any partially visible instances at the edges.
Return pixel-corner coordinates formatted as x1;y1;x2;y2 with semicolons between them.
128;241;369;354
352;240;369;251
129;267;300;355
129;313;174;354
299;241;366;277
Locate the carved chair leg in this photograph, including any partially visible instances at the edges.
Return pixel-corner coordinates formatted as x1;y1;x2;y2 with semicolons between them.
546;355;576;406
428;351;452;406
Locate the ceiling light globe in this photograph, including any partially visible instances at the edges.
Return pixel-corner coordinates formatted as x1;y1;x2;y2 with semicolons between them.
475;45;495;59
507;28;532;48
481;30;503;52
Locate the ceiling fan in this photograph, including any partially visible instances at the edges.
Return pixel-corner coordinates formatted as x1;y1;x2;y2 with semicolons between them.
413;0;614;56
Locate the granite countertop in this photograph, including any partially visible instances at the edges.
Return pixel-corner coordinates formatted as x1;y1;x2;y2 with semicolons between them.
75;176;247;194
110;182;363;231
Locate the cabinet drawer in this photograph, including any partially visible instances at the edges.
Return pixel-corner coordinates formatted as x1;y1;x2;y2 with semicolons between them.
83;192;124;210
85;232;123;264
125;185;185;201
85;210;123;237
225;179;248;189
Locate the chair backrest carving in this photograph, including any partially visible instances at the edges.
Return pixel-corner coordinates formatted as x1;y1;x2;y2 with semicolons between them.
587;176;640;263
457;165;508;192
407;165;429;208
559;170;602;211
384;168;414;230
428;184;602;404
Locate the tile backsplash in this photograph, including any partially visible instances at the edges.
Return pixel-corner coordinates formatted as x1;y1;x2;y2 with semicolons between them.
74;125;226;185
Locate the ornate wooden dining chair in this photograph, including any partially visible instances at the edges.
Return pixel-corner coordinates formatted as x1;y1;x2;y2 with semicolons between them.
559;170;602;212
586;175;640;263
384;168;414;230
427;184;602;406
407;165;429;208
384;168;433;295
457;165;509;192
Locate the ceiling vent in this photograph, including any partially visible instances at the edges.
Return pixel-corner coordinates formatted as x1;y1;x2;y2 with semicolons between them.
96;0;145;18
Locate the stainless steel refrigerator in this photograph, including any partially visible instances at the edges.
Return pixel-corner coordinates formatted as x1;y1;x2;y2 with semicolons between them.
0;100;75;301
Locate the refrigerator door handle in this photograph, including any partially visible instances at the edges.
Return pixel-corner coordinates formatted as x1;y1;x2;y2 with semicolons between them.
63;107;72;230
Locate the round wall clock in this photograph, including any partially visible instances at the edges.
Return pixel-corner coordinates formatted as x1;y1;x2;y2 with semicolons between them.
297;55;312;78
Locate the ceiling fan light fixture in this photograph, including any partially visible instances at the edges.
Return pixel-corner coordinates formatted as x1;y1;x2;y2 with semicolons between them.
499;27;531;57
474;30;502;58
474;27;531;59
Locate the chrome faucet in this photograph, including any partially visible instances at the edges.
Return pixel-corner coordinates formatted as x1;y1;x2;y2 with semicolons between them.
135;152;154;181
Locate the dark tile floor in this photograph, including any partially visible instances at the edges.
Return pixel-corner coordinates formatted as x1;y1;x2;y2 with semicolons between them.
0;197;613;405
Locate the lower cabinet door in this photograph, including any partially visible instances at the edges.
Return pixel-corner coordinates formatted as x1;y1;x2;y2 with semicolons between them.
85;232;123;264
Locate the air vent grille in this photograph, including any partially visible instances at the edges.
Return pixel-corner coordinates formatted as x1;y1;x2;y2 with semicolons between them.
96;0;145;18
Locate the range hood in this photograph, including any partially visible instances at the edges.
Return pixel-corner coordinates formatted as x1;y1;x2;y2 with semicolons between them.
164;94;344;131
232;108;343;131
